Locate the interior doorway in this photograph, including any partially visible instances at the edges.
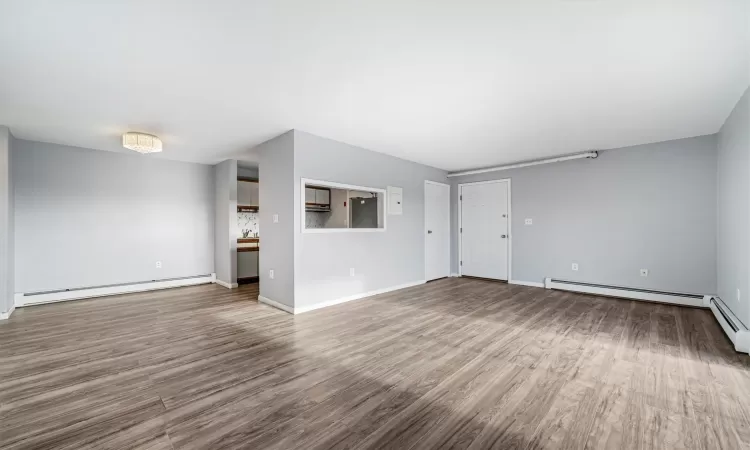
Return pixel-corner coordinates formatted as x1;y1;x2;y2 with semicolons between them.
458;179;511;281
424;181;451;281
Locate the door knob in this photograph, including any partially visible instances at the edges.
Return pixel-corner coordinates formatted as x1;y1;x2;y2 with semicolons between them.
501;234;507;238
427;230;433;234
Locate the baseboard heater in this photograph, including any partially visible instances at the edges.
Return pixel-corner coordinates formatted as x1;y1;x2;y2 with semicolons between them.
543;278;710;308
15;273;216;307
707;296;750;354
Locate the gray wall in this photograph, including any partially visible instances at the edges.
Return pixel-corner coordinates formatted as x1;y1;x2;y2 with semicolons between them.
257;131;296;307
213;159;238;285
0;127;13;314
13;140;215;293
717;86;750;327
450;135;718;295
293;131;448;309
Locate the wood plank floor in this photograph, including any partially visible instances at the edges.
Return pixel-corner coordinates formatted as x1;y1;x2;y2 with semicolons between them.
2;278;750;449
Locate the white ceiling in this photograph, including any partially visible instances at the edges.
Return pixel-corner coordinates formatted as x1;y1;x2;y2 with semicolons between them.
0;1;748;171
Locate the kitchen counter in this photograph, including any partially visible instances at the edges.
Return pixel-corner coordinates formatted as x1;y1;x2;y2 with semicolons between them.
238;237;259;252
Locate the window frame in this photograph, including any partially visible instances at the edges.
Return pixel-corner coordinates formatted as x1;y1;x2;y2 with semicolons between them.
300;178;387;233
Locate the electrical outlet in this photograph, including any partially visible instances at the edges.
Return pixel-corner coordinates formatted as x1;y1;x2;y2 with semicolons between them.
273;214;279;223
349;268;355;277
525;218;533;225
155;261;162;269
269;269;275;280
640;269;649;277
571;263;579;271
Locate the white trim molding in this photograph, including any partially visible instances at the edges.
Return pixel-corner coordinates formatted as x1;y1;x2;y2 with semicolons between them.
303;228;386;234
300;177;387;234
707;296;750;354
544;277;708;308
450;273;460;277
258;295;295;314
214;279;239;289
295;280;426;314
261;280;426;315
0;305;15;320
16;274;216;308
509;280;545;288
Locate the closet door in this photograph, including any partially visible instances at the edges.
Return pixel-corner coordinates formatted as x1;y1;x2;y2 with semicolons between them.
425;181;450;281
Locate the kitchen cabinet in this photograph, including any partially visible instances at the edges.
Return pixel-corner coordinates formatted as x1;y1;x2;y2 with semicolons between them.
305;188;317;204
305;186;330;206
238;179;259;208
237;250;259;279
315;189;329;205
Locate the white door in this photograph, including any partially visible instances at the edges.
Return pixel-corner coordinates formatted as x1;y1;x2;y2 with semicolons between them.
425;181;450;281
460;181;509;280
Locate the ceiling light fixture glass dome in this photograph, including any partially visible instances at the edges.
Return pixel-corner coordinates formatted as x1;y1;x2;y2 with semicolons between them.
122;132;163;153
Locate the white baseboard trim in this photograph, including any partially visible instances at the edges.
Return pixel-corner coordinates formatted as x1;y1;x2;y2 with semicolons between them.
258;295;295;314
450;273;460;278
509;280;545;288
294;280;426;315
739;333;750;354
214;279;239;289
0;304;15;320
707;296;750;354
258;280;427;315
544;277;708;308
16;274;216;308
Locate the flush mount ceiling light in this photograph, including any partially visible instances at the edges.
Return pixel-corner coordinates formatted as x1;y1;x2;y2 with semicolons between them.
122;132;163;154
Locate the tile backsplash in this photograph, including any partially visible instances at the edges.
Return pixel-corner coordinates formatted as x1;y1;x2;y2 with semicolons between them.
305;211;331;229
238;212;259;237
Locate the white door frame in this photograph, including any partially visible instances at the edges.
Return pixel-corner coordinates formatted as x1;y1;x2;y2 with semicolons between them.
424;180;451;281
457;179;512;280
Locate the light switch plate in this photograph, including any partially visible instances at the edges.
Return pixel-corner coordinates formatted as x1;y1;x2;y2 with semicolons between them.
272;214;279;223
269;269;275;279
